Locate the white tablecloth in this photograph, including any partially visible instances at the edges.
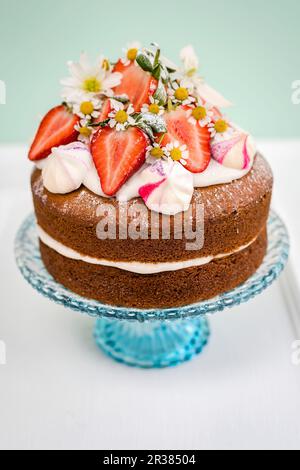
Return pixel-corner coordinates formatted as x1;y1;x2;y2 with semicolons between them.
0;142;299;450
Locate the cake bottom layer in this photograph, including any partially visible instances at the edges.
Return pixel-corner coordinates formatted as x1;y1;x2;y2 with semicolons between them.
39;228;267;309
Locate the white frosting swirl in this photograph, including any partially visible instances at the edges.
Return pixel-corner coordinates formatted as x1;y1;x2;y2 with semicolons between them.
138;160;194;215
83;165;107;197
116;165;147;202
211;132;256;170
193;158;249;187
116;160;195;215
42;142;92;194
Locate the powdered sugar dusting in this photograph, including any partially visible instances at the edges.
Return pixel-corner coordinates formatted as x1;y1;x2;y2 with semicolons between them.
32;176;48;205
191;154;273;219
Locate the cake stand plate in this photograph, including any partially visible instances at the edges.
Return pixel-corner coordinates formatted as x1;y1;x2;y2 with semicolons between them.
15;211;289;368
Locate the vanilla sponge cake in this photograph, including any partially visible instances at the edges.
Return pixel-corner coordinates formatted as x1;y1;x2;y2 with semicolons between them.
27;43;273;308
31;154;272;308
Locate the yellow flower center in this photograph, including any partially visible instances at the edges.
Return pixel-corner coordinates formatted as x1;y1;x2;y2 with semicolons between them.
127;48;138;61
186;68;197;77
192;106;207;121
150;147;164;158
83;77;101;93
214;119;228;133
174;87;189;102
79;126;92;137
170;148;182;161
148;103;160;114
102;58;110;71
115;110;128;124
80;101;94;115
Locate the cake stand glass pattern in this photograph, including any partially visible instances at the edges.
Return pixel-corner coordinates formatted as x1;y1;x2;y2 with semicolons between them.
15;211;289;368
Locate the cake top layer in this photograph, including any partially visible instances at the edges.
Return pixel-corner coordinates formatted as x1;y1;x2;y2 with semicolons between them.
28;43;258;215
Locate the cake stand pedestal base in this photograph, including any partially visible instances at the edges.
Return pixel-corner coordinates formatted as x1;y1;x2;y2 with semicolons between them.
94;317;210;368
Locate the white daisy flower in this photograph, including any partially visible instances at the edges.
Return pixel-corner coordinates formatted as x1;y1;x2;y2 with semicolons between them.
75;119;96;144
73;98;102;120
101;57;112;72
177;45;202;91
165;141;189;166
179;71;232;109
146;143;168;164
108;103;136;132
168;81;195;106
121;41;141;66
208;118;234;141
61;52;122;104
180;74;204;94
109;98;126;112
178;45;232;108
187;100;213;127
141;96;165;116
180;45;199;77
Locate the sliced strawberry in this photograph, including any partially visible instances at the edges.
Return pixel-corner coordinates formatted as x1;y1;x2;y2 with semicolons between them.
161;106;211;173
29;105;79;161
95;99;112;123
113;60;157;112
212;106;222;120
199;98;222;121
91;127;148;196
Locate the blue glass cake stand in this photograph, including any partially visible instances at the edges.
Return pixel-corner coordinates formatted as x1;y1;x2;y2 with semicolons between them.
15;211;289;368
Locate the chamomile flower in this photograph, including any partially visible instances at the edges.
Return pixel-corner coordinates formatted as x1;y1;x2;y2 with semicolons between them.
109;98;126;112
165;141;189;166
61;52;122;104
180;45;199;78
208;118;234;141
187;100;213;127
178;45;232;108
75;119;95;144
121;41;141;66
168;81;195;106
146;143;168;164
141;96;165;116
101;57;112;72
108;103;136;131
177;45;203;90
73;98;102;120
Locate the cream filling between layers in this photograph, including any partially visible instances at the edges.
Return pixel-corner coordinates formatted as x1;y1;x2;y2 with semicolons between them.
37;225;258;275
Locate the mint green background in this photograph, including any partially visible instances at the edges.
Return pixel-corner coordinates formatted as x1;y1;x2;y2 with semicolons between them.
0;0;299;143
